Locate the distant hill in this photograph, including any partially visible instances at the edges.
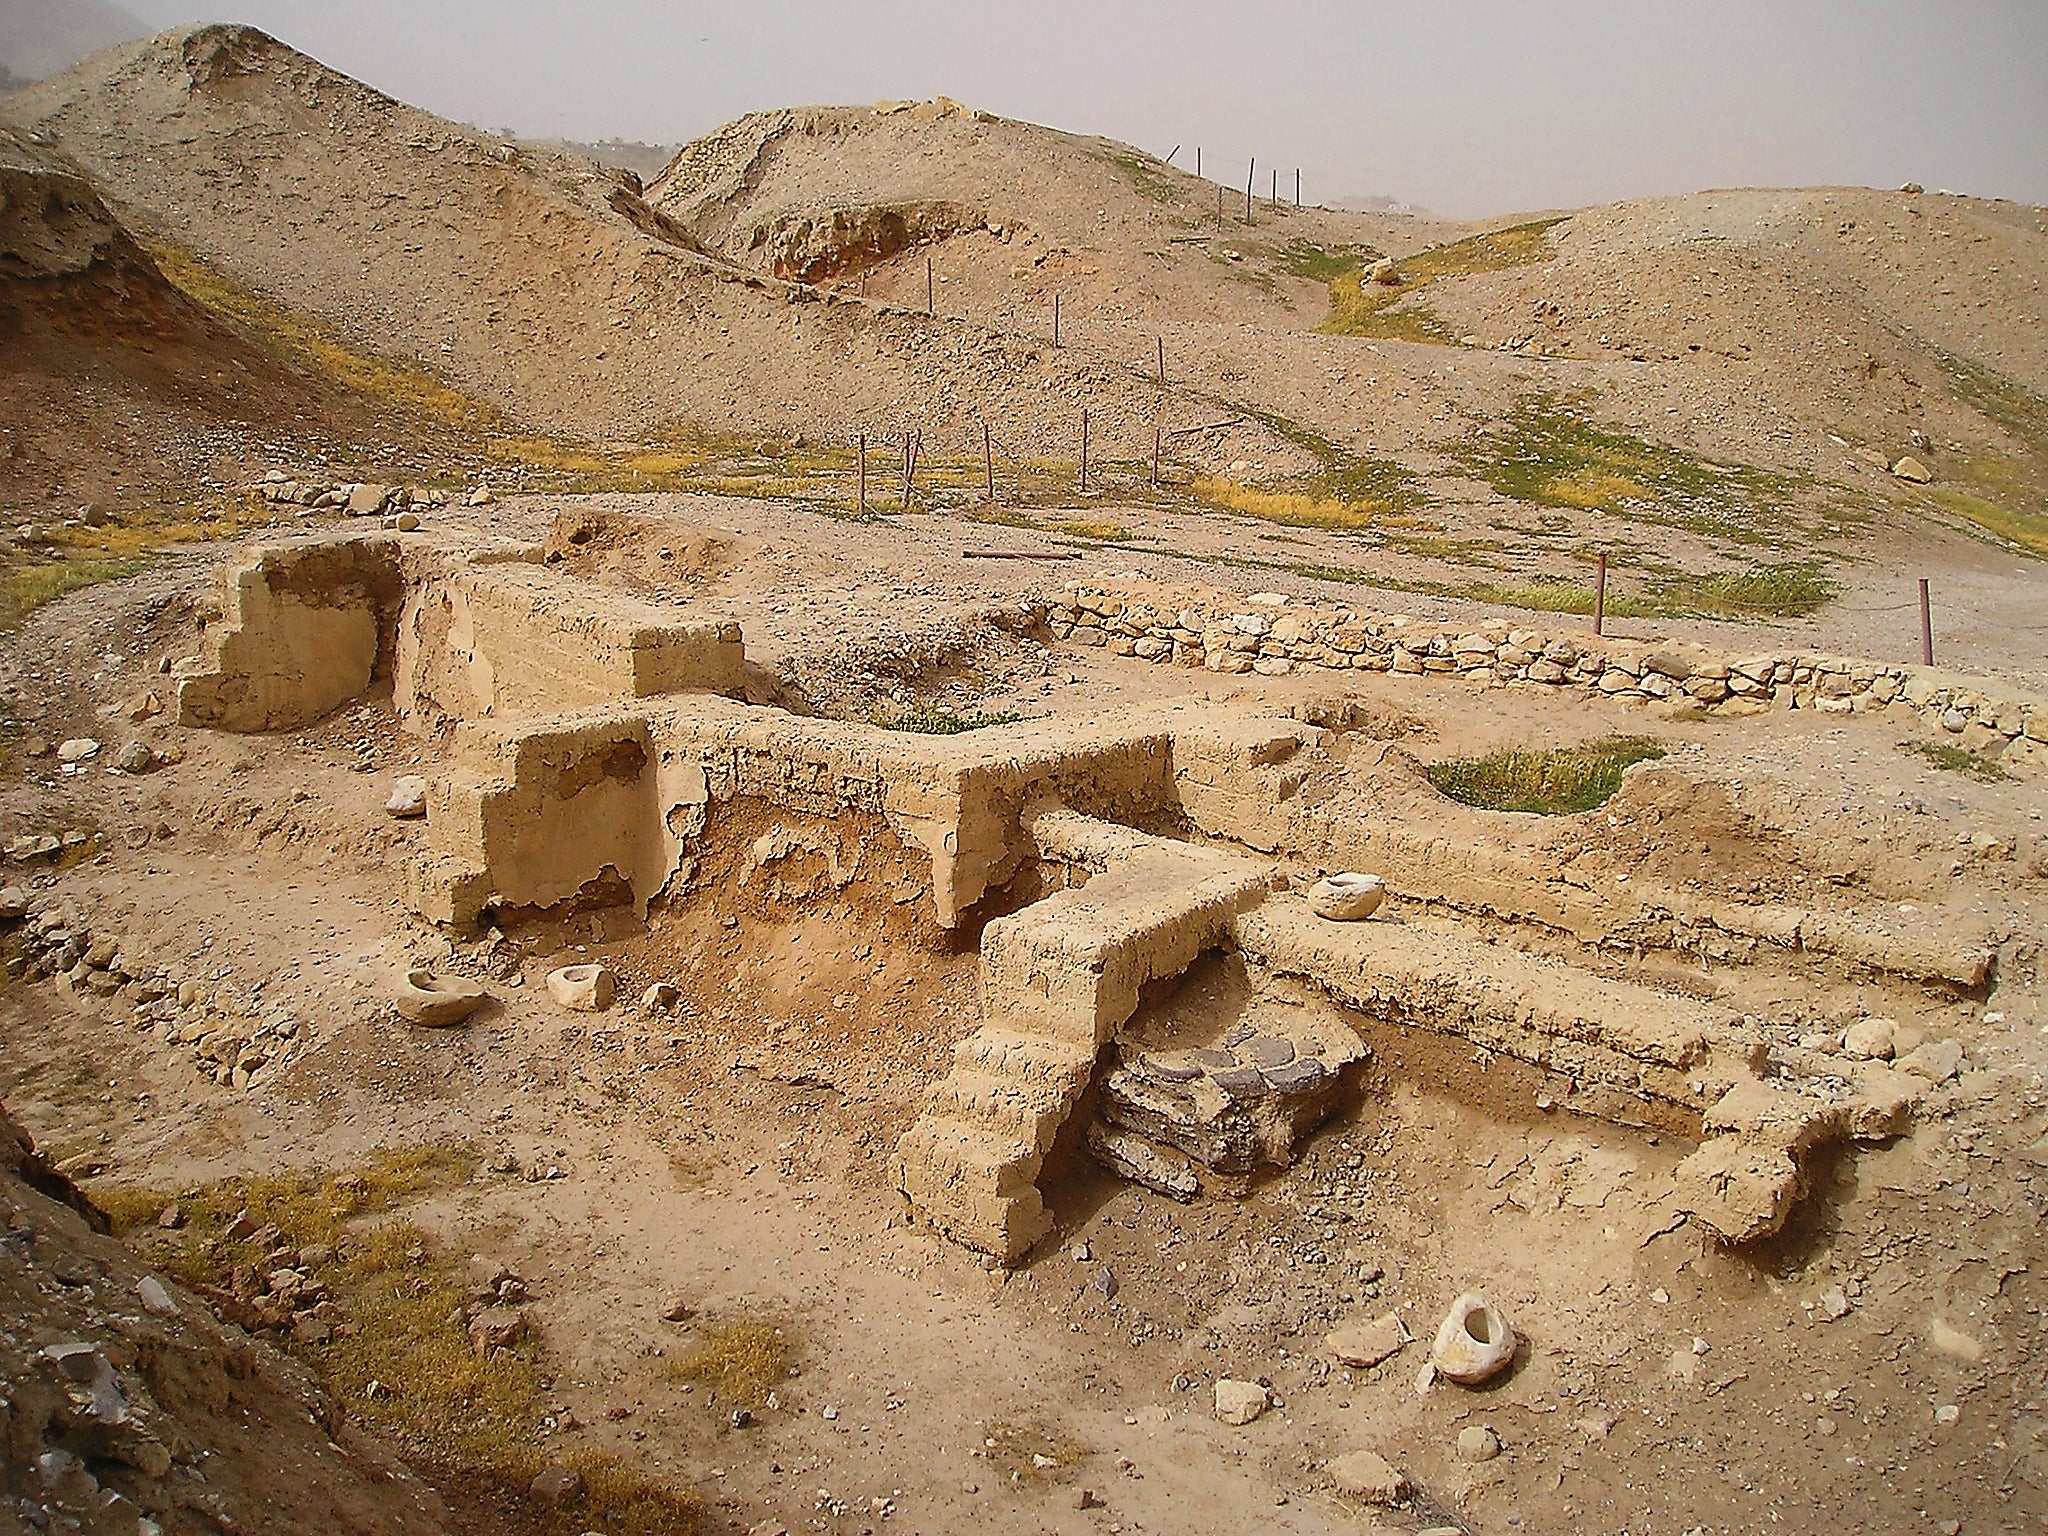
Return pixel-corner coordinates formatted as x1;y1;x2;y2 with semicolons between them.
0;0;147;86
539;137;680;183
1331;193;1433;216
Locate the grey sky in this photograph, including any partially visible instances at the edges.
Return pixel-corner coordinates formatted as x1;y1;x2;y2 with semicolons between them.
117;0;2048;218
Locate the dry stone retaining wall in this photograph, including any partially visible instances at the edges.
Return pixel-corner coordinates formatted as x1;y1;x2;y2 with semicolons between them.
1040;583;2047;766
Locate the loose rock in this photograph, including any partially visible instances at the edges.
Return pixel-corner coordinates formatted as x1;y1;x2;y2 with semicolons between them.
1307;872;1385;920
1326;1312;1410;1369
1841;1017;1895;1061
1455;1425;1502;1462
1213;1378;1271;1425
384;775;428;818
1327;1448;1408;1502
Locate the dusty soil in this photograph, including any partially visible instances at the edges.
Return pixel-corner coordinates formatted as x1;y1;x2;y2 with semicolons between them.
3;494;2046;1536
1;18;2046;1536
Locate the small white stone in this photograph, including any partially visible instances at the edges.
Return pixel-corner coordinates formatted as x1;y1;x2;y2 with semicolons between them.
1307;872;1385;921
384;775;428;818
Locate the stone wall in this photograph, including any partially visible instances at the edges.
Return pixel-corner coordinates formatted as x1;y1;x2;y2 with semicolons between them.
1039;583;2046;767
175;531;745;735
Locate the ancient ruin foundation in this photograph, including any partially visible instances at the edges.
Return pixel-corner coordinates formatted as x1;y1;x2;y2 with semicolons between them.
156;526;2016;1263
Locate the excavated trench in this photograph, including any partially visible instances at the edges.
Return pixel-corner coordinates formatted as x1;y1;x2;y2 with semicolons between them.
148;523;1989;1269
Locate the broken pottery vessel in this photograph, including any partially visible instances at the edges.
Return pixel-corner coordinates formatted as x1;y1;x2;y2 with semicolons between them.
546;963;615;1011
393;967;487;1027
1429;1292;1516;1385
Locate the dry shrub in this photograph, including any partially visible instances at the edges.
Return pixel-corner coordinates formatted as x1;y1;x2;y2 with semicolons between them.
670;1316;793;1407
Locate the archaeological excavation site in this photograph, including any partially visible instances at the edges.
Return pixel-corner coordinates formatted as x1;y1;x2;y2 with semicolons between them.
3;15;2047;1536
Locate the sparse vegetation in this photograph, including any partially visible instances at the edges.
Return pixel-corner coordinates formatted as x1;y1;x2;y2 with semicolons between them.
1184;403;1429;531
1186;479;1383;530
1273;238;1377;283
1054;518;1131;541
1900;738;2012;782
1926;485;2048;557
670;1316;794;1408
93;1151;703;1535
1658;562;1836;618
1100;147;1181;203
1426;735;1666;815
144;238;493;429
1320;219;1563;341
872;706;1023;734
1;558;144;632
1447;396;1792;532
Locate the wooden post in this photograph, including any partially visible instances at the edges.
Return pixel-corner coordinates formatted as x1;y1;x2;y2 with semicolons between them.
1195;146;1201;179
1053;292;1060;346
857;432;866;516
1593;555;1608;637
1080;410;1089;494
1216;185;1224;231
926;256;934;315
901;432;914;509
1156;335;1165;384
1166;143;1179;165
1919;578;1934;665
1244;158;1255;223
1295;168;1301;206
1270;168;1277;207
983;421;994;503
1152;423;1161;488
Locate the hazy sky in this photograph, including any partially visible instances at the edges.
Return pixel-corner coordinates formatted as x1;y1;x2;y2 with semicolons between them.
117;0;2048;218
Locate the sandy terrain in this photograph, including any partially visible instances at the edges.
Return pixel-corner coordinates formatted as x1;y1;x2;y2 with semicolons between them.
1;18;2046;1536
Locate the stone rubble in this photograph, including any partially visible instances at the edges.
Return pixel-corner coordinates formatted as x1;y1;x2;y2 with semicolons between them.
4;893;315;1092
1041;583;2047;766
251;470;453;517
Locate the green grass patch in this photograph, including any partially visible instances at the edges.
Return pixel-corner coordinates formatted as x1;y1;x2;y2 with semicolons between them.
1426;735;1666;815
1448;396;1791;525
870;706;1022;734
1900;738;2011;782
1320;218;1563;341
1926;485;2048;556
1;557;143;632
1274;238;1378;283
1450;575;1658;618
1101;147;1182;203
1656;561;1836;619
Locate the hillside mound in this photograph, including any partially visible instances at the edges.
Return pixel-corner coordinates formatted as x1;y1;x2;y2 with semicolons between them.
1414;186;2048;476
1;27;1286;465
650;100;1468;334
0;1103;449;1536
0;125;400;511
